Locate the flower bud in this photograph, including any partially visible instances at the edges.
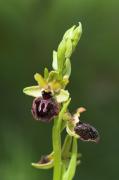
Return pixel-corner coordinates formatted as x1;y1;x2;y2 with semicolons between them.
31;91;59;122
74;122;100;143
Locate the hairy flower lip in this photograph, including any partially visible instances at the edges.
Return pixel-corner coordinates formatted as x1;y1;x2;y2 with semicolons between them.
31;91;59;122
74;122;100;143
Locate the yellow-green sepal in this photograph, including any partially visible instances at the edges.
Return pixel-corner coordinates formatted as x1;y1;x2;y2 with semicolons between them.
23;86;41;97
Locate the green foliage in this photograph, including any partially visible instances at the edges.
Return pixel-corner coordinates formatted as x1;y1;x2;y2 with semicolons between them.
0;1;119;180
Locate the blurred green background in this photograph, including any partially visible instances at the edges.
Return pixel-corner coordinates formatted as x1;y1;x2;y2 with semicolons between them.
0;0;119;179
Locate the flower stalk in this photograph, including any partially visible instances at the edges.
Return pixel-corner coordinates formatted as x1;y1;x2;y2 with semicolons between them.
23;22;100;180
53;99;71;180
52;118;62;180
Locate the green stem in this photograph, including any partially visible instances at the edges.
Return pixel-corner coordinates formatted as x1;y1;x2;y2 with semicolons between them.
52;99;71;180
53;118;62;180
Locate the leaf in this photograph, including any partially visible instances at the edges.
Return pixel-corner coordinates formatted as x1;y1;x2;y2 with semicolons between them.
23;86;41;97
34;73;47;88
55;89;69;103
63;138;77;180
52;50;58;70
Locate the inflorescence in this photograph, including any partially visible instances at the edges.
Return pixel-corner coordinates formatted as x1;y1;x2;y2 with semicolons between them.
23;22;100;180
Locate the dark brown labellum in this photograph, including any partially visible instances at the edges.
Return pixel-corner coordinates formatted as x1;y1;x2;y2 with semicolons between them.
31;91;59;122
74;122;100;143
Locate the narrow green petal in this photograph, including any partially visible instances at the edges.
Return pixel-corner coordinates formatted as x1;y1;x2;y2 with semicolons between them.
23;86;41;97
34;73;47;88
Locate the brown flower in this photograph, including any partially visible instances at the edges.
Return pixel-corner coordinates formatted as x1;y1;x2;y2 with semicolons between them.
31;91;59;122
74;122;100;143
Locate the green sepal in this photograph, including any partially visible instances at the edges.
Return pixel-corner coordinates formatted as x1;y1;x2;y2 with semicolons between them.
23;86;41;97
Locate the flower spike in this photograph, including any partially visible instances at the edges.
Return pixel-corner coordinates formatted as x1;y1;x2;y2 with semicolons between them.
23;22;100;180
